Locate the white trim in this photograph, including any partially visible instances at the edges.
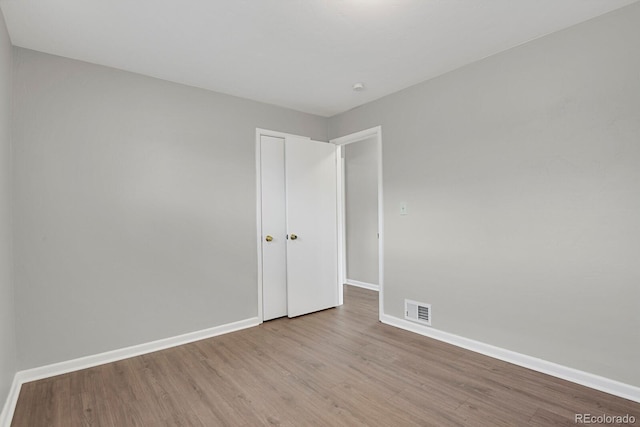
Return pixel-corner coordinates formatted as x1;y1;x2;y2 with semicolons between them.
331;127;380;146
255;129;311;322
380;314;640;403
17;317;259;383
255;130;263;322
0;375;21;427
345;279;379;292
336;148;345;305
330;126;384;320
376;128;384;320
1;316;259;426
255;128;311;141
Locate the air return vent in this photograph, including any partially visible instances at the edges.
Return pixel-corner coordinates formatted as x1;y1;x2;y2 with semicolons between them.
405;299;432;326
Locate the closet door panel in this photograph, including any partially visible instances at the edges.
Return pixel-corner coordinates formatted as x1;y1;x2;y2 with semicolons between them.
260;136;288;320
285;137;338;318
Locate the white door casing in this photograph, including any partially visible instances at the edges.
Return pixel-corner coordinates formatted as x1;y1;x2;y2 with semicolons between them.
331;126;384;319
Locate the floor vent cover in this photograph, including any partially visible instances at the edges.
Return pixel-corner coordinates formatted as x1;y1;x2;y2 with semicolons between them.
405;299;432;326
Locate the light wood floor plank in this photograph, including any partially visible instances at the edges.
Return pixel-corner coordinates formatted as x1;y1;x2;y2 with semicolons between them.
11;285;640;426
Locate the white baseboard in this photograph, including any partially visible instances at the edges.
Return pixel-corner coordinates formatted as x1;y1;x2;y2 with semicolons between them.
380;314;640;404
345;279;379;292
0;316;260;427
0;375;21;427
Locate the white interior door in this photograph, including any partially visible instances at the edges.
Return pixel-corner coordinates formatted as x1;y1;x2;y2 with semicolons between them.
285;137;339;318
260;136;288;320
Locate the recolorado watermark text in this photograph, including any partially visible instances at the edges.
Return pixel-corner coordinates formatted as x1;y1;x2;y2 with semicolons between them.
575;413;636;424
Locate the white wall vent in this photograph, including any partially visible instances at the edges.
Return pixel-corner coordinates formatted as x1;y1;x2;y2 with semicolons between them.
405;299;432;326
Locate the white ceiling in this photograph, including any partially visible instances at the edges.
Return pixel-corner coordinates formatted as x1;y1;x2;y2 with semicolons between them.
1;0;637;117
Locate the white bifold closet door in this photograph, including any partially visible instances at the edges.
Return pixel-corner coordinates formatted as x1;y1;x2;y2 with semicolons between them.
285;136;339;317
260;135;338;320
260;136;288;320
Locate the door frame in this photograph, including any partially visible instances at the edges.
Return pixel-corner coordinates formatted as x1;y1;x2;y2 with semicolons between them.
255;128;311;323
330;126;384;318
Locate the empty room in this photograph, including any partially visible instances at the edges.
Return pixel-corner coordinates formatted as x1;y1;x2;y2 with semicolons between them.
1;1;639;426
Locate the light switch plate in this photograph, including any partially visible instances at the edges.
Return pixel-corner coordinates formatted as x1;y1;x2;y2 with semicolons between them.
400;202;408;215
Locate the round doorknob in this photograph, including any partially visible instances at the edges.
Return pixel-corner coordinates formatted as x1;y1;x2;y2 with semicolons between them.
265;235;273;242
290;234;298;240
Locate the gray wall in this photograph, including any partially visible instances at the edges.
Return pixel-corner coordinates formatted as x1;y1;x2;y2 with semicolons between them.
329;3;640;386
12;48;327;369
345;137;378;285
0;8;16;410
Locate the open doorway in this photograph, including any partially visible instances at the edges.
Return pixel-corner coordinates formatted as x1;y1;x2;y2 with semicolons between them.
331;126;383;319
343;136;379;290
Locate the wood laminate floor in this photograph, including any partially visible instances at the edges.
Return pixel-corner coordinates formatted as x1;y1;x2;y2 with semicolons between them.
12;285;640;426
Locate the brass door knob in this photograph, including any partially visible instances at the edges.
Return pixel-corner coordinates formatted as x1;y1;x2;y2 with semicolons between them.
265;235;273;242
290;234;298;240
